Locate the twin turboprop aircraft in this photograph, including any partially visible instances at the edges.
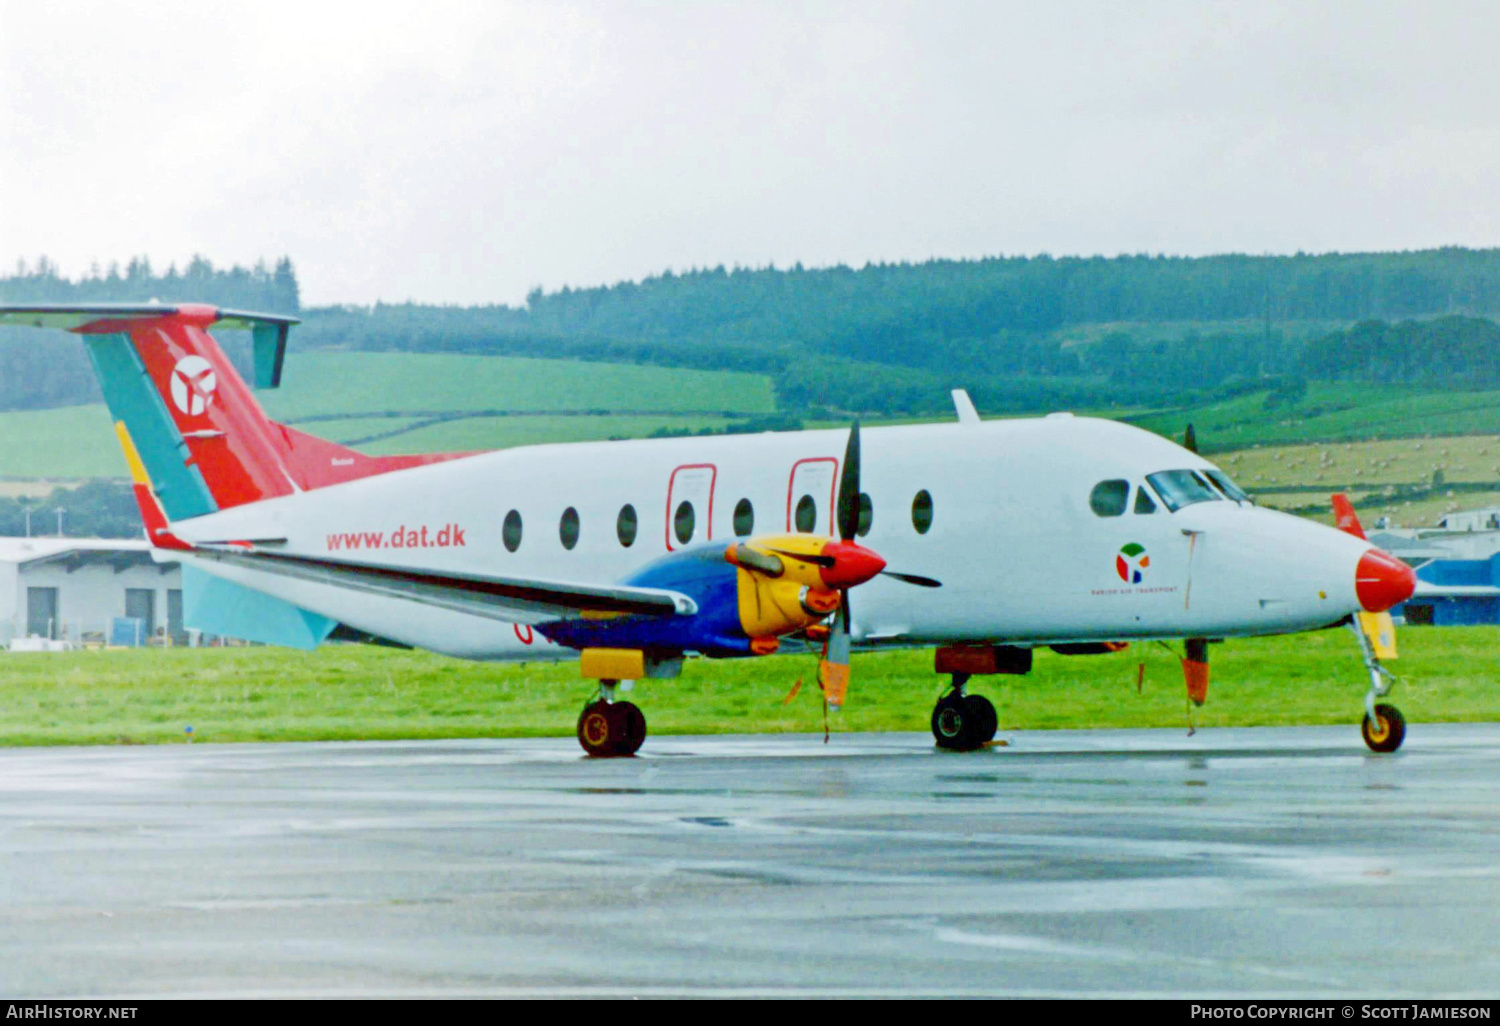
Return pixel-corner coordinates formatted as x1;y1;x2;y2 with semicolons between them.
0;304;1418;755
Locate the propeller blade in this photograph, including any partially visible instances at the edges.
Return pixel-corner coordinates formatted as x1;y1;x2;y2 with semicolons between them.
1183;423;1198;454
880;570;942;588
836;420;861;541
1183;636;1209;706
818;592;852;709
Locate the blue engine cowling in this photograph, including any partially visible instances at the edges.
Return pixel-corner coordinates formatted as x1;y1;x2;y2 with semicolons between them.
537;545;751;657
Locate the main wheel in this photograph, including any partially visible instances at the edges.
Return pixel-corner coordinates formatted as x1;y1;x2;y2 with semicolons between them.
617;701;647;756
578;700;620;756
1361;703;1406;753
932;692;980;751
963;694;998;745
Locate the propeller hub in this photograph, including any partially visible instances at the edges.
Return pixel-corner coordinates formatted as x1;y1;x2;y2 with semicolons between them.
818;540;887;589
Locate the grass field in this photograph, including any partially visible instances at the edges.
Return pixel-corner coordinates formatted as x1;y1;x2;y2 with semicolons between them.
0;628;1492;747
1214;434;1500;527
1130;383;1500;450
260;351;776;419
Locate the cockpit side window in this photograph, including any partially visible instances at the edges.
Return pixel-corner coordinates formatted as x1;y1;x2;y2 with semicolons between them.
1145;469;1222;512
1134;486;1157;514
1205;469;1251;503
1089;479;1130;517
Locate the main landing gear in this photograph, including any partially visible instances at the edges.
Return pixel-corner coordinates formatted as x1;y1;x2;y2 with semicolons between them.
577;680;647;757
1350;619;1406;753
931;672;999;751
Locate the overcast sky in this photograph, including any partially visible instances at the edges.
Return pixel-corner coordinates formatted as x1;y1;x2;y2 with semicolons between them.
4;0;1500;307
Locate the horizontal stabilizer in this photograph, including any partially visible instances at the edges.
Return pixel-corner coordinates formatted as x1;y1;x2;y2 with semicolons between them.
0;303;298;389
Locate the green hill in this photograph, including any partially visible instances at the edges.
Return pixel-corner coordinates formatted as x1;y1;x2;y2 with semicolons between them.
0;352;778;479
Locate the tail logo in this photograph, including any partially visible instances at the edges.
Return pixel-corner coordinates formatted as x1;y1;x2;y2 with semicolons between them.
169;355;217;416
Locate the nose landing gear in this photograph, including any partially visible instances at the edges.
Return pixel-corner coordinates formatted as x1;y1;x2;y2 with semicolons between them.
1350;618;1405;753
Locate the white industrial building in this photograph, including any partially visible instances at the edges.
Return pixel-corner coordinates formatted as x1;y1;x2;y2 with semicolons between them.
0;538;183;649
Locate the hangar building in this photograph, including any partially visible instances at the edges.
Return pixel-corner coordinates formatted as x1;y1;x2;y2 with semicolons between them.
0;538;183;649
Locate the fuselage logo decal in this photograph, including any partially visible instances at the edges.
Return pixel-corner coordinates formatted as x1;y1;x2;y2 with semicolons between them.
1116;542;1149;584
169;355;217;417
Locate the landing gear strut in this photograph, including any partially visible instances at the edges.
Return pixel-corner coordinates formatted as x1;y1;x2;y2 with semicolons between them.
577;680;647;757
1349;619;1405;753
930;672;998;751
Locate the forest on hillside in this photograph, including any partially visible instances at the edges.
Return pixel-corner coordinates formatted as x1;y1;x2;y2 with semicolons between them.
5;247;1500;416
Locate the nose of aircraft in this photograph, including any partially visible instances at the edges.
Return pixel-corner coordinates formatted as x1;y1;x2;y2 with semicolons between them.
1355;549;1416;612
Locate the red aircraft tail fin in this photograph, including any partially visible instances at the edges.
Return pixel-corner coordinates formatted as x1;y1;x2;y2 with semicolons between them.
1331;493;1367;539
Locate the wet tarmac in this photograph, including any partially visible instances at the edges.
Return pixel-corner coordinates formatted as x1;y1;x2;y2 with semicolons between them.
1;725;1497;998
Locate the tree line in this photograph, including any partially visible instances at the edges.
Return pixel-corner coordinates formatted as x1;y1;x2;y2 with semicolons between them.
6;248;1500;416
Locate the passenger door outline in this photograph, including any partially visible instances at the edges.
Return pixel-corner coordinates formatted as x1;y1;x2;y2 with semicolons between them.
666;463;717;550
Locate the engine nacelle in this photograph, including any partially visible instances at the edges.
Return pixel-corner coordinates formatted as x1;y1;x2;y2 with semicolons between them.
537;534;855;659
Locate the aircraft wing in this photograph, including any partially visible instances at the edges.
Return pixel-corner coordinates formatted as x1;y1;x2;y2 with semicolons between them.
190;546;698;626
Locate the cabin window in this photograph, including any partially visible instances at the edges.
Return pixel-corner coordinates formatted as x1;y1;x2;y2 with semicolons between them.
1134;487;1158;514
857;493;873;536
794;494;817;533
1146;469;1221;512
502;510;523;552
912;490;934;534
1089;479;1130;517
559;507;580;550
674;500;696;545
1205;469;1251;503
733;498;754;536
616;504;637;547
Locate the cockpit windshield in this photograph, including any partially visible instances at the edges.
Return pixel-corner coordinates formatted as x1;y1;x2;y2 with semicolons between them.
1145;469;1222;512
1204;469;1251;503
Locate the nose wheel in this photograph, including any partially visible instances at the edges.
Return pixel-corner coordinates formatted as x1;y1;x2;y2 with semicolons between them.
1361;702;1406;754
577;681;647;757
931;674;998;751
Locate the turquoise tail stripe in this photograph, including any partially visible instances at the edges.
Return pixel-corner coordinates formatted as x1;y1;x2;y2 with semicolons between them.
84;333;217;521
182;565;336;651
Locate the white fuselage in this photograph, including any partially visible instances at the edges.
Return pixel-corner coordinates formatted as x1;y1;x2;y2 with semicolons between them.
167;414;1375;660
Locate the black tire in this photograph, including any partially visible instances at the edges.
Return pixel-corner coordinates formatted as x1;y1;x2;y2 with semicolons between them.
577;700;619;757
931;692;979;751
1361;703;1406;753
617;701;647;756
963;694;998;744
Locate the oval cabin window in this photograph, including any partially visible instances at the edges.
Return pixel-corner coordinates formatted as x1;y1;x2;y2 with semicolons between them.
911;490;934;534
794;494;817;533
502;510;523;552
559;507;580;550
733;498;754;536
857;493;873;536
674;500;696;545
617;504;637;547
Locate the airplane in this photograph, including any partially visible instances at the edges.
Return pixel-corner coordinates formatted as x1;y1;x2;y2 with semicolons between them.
0;303;1418;755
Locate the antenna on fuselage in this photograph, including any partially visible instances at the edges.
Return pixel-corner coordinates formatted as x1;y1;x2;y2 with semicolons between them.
952;389;980;426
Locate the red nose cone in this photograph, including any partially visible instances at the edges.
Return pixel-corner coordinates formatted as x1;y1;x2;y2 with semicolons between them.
820;540;887;589
1355;549;1416;612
